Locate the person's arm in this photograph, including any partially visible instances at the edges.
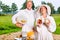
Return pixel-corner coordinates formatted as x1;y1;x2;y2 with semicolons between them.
15;22;23;28
12;11;23;28
12;13;18;24
44;17;56;32
48;17;56;32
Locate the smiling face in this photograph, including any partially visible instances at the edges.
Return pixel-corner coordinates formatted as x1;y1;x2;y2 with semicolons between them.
40;6;47;15
26;1;32;10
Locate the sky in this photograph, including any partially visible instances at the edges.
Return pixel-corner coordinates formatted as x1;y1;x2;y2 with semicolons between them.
0;0;60;10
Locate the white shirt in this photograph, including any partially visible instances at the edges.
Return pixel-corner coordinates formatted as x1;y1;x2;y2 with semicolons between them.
12;9;35;32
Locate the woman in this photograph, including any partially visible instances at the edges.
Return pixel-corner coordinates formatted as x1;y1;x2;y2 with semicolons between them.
35;4;56;40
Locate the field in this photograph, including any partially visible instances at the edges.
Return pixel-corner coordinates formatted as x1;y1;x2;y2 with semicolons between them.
52;14;60;34
0;14;60;35
0;15;22;35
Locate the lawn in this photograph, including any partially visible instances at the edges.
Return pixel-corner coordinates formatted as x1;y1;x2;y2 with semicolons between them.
0;14;60;35
0;15;22;35
52;14;60;34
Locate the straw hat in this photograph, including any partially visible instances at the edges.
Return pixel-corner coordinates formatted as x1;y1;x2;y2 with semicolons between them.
26;0;32;2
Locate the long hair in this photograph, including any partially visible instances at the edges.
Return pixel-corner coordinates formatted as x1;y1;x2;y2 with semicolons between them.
21;1;35;10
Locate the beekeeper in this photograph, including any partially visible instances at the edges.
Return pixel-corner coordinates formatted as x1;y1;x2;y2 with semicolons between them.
12;0;35;37
36;4;56;40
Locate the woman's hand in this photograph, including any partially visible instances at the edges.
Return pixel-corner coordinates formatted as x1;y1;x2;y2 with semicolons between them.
15;22;23;28
36;19;42;27
44;19;50;28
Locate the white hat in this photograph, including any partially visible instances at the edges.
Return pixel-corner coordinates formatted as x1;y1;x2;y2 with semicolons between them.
37;4;51;15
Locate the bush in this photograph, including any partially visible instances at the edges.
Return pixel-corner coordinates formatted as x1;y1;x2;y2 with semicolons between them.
0;14;6;16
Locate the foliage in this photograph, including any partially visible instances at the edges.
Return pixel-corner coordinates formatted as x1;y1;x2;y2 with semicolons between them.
1;5;11;12
57;7;60;14
11;3;18;12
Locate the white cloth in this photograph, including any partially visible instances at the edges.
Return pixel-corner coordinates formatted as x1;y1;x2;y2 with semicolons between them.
36;15;56;40
12;9;35;32
36;4;51;16
35;4;56;40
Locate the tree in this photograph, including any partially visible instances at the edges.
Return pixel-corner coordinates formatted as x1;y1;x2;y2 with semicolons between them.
47;3;55;14
0;1;2;8
1;5;11;13
57;7;60;14
0;1;2;12
21;0;35;10
11;3;18;12
41;1;46;4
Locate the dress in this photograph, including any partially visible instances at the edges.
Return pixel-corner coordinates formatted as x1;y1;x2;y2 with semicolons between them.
36;15;56;40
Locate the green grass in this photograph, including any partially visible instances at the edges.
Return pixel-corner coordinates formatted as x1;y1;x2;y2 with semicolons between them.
0;15;22;35
0;14;60;35
52;14;60;34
